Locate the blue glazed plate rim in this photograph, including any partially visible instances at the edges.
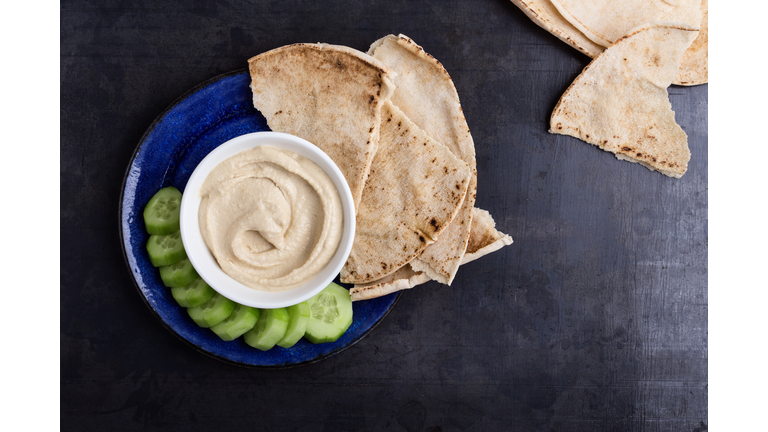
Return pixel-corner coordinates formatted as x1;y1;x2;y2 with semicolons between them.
118;69;402;369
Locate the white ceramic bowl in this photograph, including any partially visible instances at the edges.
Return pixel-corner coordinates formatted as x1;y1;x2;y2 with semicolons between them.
179;132;355;309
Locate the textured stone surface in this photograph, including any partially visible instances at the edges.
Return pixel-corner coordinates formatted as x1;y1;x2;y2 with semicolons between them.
61;0;707;430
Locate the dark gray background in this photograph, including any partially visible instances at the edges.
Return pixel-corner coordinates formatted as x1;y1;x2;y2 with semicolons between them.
61;0;707;430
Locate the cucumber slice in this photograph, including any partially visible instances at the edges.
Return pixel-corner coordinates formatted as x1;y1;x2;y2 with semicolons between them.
210;305;260;341
276;301;311;348
187;293;235;328
304;283;353;344
244;308;290;351
171;277;215;308
143;187;182;235
159;258;199;288
146;231;187;267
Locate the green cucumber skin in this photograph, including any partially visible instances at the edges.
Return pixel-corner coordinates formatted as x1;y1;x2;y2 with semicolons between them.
304;283;354;344
303;315;352;344
187;294;235;328
244;308;290;351
211;305;261;341
143;186;182;235
171;278;215;308
146;231;187;267
276;301;311;348
159;259;200;288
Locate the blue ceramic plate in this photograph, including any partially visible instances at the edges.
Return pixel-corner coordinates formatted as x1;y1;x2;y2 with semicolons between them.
119;69;401;368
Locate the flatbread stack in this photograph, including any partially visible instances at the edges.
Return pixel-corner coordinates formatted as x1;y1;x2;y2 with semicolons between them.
340;100;472;284
247;37;512;301
368;34;477;286
510;0;708;86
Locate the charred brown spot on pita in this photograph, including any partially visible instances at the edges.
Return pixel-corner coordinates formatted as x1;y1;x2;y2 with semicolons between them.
275;110;283;115
622;146;632;152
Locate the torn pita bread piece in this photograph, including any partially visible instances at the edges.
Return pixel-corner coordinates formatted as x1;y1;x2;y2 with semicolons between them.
248;43;396;212
340;101;471;285
550;23;698;178
675;0;707;85
350;207;512;301
369;34;477;285
510;0;603;58
462;208;513;265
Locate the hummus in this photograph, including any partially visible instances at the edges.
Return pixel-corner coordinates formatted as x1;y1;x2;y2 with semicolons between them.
198;145;343;291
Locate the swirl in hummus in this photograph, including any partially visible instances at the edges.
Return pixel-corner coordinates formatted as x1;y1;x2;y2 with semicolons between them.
198;146;343;291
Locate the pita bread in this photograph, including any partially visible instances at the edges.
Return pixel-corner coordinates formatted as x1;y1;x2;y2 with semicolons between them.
549;23;698;178
462;208;514;265
350;265;430;302
510;0;603;58
550;0;701;47
350;207;512;301
340;101;471;284
510;0;707;86
248;43;396;212
369;34;477;285
674;0;707;86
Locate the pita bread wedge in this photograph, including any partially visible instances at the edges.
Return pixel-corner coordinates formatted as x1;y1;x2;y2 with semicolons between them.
248;43;396;212
350;208;512;301
550;23;698;178
675;0;707;86
369;34;477;285
462;208;514;265
340;101;471;284
510;0;603;58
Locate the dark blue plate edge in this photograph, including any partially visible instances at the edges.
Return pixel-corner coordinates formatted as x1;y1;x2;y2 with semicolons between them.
118;69;403;369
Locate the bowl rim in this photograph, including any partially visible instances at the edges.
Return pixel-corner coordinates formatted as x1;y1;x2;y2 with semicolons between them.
179;131;356;309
